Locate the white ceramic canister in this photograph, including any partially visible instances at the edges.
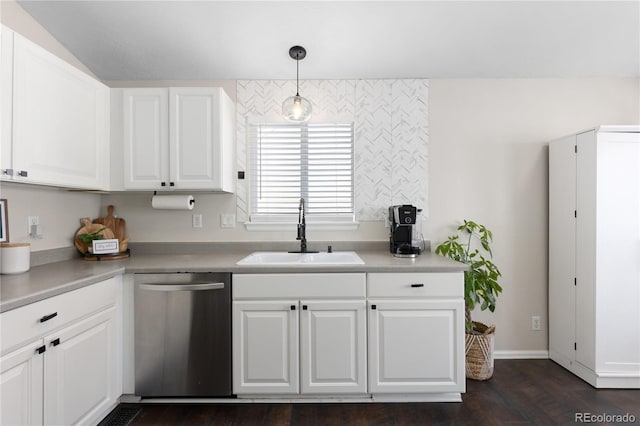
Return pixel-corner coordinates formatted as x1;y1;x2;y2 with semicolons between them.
0;243;31;274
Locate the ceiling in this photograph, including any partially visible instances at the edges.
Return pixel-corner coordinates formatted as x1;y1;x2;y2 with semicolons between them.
15;1;640;81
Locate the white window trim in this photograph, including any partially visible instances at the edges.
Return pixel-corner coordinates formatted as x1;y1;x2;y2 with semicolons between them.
245;122;357;231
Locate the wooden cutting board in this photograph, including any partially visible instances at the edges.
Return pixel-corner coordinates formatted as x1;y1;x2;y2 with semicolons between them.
93;205;126;243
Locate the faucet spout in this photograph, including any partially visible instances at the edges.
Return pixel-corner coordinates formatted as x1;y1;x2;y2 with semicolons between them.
290;198;317;253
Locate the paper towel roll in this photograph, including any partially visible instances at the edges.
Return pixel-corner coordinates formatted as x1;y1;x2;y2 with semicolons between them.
151;195;195;210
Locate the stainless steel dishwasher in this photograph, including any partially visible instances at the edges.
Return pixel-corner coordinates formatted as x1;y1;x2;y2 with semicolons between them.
134;272;232;397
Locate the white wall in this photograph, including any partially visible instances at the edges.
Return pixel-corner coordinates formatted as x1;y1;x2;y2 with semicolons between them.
427;78;639;353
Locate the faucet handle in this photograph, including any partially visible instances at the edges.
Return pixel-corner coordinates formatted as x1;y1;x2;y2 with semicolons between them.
327;245;333;253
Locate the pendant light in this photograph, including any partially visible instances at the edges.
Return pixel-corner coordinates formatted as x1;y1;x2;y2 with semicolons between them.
282;45;312;122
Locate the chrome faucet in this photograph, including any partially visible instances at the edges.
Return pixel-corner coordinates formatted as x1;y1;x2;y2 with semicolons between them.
291;198;317;253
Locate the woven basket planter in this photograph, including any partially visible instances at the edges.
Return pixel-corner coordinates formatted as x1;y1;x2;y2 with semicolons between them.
465;321;496;380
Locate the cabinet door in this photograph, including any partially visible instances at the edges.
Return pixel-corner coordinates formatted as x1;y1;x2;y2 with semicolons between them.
233;300;299;394
43;307;117;426
123;88;169;189
300;300;367;394
0;340;44;426
368;299;464;394
1;26;14;181
169;87;224;190
12;33;109;190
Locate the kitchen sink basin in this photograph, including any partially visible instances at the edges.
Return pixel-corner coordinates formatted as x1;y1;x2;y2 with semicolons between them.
236;251;365;266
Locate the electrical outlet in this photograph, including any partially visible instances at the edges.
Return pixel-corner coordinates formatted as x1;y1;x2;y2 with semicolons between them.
220;213;236;228
192;214;203;228
532;315;541;331
28;216;39;232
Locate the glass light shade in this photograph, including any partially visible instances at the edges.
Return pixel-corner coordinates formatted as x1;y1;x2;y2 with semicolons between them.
282;94;312;122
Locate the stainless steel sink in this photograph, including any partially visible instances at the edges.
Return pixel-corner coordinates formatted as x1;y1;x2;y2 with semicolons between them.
236;251;364;266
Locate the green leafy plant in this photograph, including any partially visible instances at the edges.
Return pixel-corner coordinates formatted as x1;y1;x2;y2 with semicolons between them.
76;227;107;244
435;220;503;334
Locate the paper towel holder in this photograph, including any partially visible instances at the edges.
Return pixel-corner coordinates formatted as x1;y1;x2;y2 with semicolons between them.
151;191;195;206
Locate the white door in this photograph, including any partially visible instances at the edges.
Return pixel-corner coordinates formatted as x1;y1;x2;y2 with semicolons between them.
12;32;109;190
43;308;117;426
233;300;299;394
169;88;222;190
299;300;367;394
368;300;464;393
0;340;44;426
123;88;169;189
1;26;14;181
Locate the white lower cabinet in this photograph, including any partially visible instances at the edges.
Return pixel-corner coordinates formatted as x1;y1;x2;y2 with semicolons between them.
232;271;465;400
0;340;44;425
232;274;367;396
0;277;121;425
367;273;465;396
367;300;463;394
233;300;299;394
300;300;367;394
43;308;117;425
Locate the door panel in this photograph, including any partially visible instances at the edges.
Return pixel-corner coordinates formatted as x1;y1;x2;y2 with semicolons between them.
300;300;366;394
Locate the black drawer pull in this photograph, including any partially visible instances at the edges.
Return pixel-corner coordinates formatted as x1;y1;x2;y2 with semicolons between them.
371;304;377;310
36;345;46;354
18;170;28;177
161;181;166;187
40;312;58;323
51;338;61;347
290;305;296;310
302;305;308;310
410;283;424;288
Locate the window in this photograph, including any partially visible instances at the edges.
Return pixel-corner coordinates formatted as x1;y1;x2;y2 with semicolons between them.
248;123;354;225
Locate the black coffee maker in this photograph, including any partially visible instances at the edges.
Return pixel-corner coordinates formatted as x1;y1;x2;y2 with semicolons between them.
389;204;422;257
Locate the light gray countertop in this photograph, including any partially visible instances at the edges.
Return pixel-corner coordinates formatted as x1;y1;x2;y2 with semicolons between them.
0;243;466;313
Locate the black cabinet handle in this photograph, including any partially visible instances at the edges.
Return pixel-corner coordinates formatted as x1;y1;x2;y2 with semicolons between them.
290;305;296;310
36;345;46;354
51;338;61;347
39;312;58;323
371;304;377;310
161;181;166;187
411;283;424;288
18;170;28;177
169;182;175;187
302;305;308;310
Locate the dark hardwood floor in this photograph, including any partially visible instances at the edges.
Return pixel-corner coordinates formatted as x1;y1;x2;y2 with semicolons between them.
105;360;640;426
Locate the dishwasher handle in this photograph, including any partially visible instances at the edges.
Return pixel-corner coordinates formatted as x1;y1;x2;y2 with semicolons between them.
138;282;225;292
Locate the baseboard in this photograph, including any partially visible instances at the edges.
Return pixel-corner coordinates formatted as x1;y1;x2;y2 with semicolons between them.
495;350;549;359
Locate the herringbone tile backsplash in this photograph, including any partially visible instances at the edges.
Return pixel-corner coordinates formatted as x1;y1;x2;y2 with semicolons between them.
236;79;429;222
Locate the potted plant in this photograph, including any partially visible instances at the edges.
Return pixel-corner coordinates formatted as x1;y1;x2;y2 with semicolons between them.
435;219;503;380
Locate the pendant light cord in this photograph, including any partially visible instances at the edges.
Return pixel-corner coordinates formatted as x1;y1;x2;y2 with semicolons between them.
296;54;300;96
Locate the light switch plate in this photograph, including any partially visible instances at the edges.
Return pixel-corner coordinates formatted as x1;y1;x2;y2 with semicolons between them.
221;213;236;228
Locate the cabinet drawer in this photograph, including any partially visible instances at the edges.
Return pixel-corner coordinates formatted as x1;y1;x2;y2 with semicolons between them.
1;277;117;354
233;273;366;299
367;273;463;298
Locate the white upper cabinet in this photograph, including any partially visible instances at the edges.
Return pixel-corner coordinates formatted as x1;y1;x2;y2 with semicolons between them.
1;27;15;181
122;88;169;189
2;27;110;190
122;87;235;192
